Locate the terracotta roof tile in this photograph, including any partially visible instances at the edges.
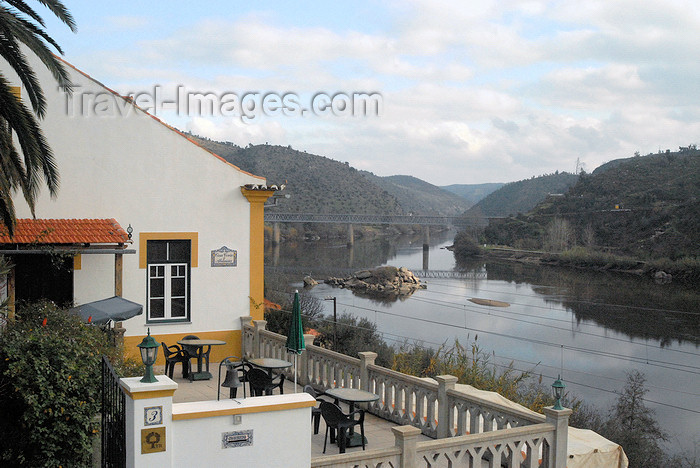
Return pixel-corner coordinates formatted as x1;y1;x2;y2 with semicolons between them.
0;219;129;244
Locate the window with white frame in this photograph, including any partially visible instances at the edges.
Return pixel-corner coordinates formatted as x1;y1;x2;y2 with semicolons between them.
146;240;190;322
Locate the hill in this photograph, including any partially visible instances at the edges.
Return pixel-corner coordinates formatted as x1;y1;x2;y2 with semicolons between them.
362;174;472;215
483;149;700;259
193;138;403;214
467;172;580;217
192;135;470;216
441;183;504;205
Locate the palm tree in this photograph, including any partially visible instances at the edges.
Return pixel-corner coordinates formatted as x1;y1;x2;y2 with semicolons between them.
0;1;76;236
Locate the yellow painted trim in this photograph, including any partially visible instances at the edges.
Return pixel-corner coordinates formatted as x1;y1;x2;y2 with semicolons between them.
123;388;176;400
241;188;274;321
172;400;315;421
73;254;81;270
139;232;198;268
124;329;242;364
10;86;21;100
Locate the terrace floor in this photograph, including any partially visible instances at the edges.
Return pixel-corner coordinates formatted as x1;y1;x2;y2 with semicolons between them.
156;363;433;457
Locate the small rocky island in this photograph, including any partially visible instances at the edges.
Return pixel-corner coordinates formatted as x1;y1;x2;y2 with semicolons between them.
325;266;425;299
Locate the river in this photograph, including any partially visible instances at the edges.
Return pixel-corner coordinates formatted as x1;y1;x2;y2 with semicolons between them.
265;230;700;454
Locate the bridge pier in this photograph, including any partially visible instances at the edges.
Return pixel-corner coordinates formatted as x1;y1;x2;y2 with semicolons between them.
272;222;281;246
423;247;429;270
423;226;430;251
347;224;354;247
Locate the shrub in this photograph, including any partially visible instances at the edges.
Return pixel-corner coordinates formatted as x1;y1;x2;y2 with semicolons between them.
453;230;482;260
0;301;120;467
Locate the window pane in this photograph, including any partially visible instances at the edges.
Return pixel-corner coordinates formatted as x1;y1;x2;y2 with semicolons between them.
150;278;164;297
149;265;158;276
150;299;165;318
171;277;185;296
168;240;190;263
147;241;167;262
171;298;186;318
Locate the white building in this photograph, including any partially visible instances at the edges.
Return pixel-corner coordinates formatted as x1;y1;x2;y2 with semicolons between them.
1;53;275;363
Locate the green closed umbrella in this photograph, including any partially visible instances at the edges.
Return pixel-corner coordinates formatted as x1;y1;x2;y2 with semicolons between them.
285;290;306;391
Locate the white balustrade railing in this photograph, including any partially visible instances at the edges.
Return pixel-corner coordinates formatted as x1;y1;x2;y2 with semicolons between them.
367;364;439;438
311;447;401;468
306;345;361;389
240;318;571;468
415;423;554;468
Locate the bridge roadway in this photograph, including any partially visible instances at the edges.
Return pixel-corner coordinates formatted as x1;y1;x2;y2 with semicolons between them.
264;212;486;226
265;265;488;280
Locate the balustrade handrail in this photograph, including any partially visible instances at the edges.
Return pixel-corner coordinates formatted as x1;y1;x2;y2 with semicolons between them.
307;343;360;366
367;363;439;390
417;422;554;451
311;447;401;468
447;387;546;424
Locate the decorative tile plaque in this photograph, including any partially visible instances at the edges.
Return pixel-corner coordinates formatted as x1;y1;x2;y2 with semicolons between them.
211;246;237;267
222;429;253;448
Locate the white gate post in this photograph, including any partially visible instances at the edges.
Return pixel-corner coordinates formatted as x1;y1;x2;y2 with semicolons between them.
120;376;178;468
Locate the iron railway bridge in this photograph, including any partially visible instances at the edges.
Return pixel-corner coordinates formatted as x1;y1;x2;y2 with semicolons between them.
264;212;485;227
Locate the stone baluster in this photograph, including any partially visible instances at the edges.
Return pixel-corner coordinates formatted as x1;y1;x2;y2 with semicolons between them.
435;375;458;439
253;319;266;359
393;425;422;468
544;406;572;468
240;316;252;357
359;351;377;392
299;334;315;386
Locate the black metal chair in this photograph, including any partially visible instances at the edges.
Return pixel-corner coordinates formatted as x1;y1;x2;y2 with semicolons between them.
218;356;251;400
320;400;365;454
161;342;190;379
304;385;327;435
181;334;211;381
247;368;285;396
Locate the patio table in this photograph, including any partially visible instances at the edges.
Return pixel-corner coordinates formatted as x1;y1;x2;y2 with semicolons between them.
177;339;226;380
246;357;292;377
324;387;379;447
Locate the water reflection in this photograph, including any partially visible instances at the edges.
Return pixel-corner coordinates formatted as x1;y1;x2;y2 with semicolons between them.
474;261;700;347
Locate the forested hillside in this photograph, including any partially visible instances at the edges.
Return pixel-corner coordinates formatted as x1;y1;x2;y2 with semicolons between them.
441;183;504;205
362;174;472;215
467;172;579;217
484;150;700;259
193;135;470;215
195;138;403;214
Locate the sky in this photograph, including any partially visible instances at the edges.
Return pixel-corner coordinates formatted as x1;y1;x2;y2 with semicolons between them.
39;0;700;185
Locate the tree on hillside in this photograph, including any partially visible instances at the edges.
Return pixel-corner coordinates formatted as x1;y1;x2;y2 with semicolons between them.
543;217;573;252
0;0;76;235
605;371;668;468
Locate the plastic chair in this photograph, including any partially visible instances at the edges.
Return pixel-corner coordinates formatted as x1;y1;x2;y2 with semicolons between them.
320;400;365;454
247;368;285;396
161;342;190;379
304;385;327;434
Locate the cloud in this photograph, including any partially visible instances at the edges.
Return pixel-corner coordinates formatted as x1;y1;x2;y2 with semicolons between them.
61;1;700;184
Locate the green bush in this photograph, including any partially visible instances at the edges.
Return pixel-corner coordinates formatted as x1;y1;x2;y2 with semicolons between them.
0;301;120;467
453;230;482;260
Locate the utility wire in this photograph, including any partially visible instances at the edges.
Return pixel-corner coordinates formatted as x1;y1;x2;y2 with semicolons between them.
332;300;700;374
423;281;700;317
267;304;700;409
408;294;700;358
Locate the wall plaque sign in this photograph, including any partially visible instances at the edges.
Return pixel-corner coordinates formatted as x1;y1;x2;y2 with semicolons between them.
144;406;163;426
141;427;166;454
222;429;253;448
211;246;237;267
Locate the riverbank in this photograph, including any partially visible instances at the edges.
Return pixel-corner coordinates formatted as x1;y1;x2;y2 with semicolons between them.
460;245;700;285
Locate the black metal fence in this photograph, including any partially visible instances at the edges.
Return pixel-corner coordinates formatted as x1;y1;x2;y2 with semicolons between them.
101;356;126;468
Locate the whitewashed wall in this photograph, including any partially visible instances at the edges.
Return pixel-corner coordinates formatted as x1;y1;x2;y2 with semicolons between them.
5;52;264;339
172;395;313;467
